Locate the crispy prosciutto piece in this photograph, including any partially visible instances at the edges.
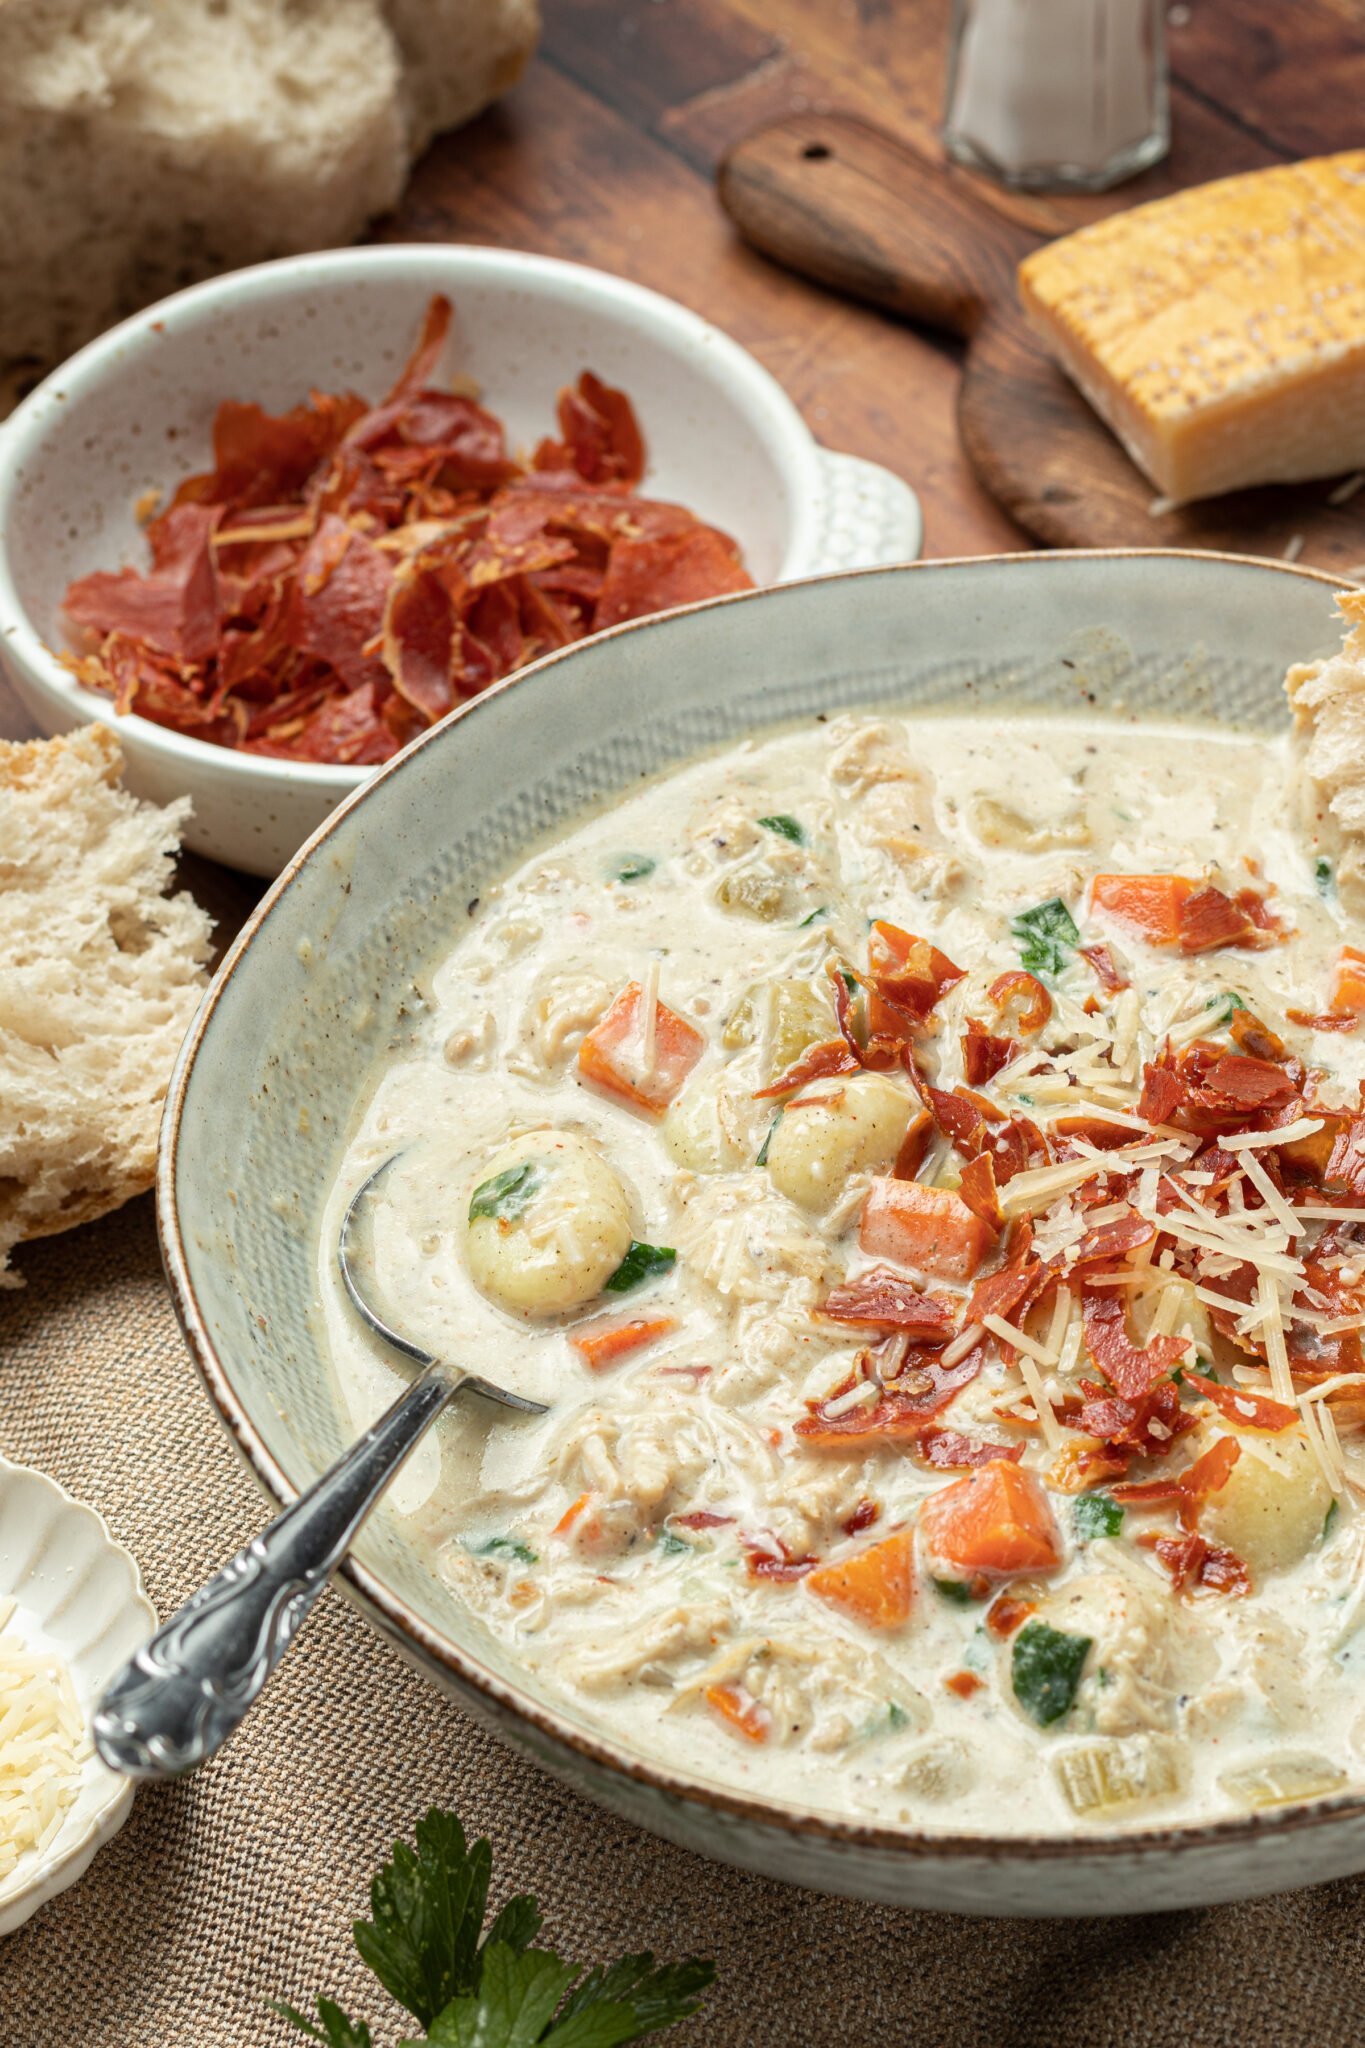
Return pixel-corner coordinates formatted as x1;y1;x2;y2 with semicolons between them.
1073;1378;1195;1458
65;503;221;664
577;982;704;1115
819;1270;959;1338
753;1037;860;1100
795;1347;986;1451
987;970;1051;1034
957;1153;1004;1231
1141;1531;1251;1596
1326;1115;1365;1194
1061;1209;1154;1269
1177;885;1261;954
962;1018;1017;1085
1182;1372;1297;1433
1081;1291;1188;1400
917;1430;1026;1470
741;1532;819;1582
866;921;965;1021
1112;1433;1241;1527
1078;941;1129;993
61;296;752;761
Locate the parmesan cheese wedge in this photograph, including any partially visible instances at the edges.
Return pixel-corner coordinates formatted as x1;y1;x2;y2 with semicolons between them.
1019;153;1365;503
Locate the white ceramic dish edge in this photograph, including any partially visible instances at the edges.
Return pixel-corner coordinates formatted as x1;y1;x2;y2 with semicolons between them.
0;246;922;877
0;1458;155;1937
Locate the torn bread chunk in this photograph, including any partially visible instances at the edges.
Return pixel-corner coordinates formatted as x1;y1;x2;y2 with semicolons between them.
0;724;212;1282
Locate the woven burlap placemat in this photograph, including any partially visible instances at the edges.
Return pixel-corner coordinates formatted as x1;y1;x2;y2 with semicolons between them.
3;1200;1365;2046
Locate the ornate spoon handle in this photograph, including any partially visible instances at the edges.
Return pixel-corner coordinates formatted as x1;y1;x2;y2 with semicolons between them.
93;1362;459;1778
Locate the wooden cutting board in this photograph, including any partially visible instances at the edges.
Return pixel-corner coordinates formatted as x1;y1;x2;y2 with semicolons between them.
718;112;1365;573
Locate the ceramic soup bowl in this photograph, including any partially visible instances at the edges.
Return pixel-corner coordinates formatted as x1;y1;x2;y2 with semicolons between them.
161;550;1365;1914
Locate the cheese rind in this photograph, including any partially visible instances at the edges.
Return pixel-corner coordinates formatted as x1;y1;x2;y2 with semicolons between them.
1019;153;1365;503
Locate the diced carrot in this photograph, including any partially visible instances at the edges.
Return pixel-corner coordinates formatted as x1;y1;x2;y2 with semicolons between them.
569;1314;676;1371
705;1682;771;1743
807;1530;914;1631
552;1492;592;1537
1089;873;1194;946
918;1459;1062;1578
1331;945;1365;1016
859;1178;996;1280
577;981;704;1114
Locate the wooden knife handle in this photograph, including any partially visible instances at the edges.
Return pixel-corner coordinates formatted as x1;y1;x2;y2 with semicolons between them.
718;112;1036;342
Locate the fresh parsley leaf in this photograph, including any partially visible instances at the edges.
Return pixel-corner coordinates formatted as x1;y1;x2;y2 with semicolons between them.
469;1164;541;1226
1324;1498;1341;1543
604;1242;677;1294
554;1956;714;2044
755;1111;783;1167
931;1576;980;1606
274;1998;373;2048
656;1529;691;1558
758;813;805;845
797;905;827;927
473;1536;538;1566
279;1809;711;2048
1011;898;1079;979
419;1945;579;2048
1073;1492;1123;1541
1316;857;1334;893
612;856;655;884
1207;991;1247;1025
885;1700;910;1732
354;1812;490;2028
1012;1620;1092;1727
840;968;858;996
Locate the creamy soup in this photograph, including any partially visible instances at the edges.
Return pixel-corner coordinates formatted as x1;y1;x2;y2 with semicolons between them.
322;710;1365;1834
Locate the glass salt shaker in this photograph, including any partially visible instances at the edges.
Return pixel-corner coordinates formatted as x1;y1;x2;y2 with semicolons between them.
942;0;1169;192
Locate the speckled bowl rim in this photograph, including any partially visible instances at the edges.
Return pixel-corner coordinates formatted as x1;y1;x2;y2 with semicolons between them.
160;548;1365;1868
0;243;825;799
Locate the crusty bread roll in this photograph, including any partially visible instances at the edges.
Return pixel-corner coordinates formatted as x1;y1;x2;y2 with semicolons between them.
0;725;212;1283
0;0;539;387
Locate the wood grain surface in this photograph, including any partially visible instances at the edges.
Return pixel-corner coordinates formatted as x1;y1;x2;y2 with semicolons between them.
5;0;1365;907
720;110;1365;567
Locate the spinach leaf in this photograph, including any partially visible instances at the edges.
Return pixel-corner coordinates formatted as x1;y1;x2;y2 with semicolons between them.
758;814;805;845
931;1577;981;1606
1316;857;1334;893
797;905;828;927
1073;1492;1123;1541
1324;1499;1341;1543
612;855;655;884
604;1242;677;1294
468;1163;540;1225
473;1537;538;1566
656;1529;691;1558
755;1111;783;1167
1011;1620;1092;1727
1011;898;1079;979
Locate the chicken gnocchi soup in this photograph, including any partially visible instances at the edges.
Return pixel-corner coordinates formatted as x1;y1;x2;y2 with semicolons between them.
326;707;1365;1834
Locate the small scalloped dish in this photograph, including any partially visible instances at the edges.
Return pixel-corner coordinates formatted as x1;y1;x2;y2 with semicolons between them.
0;1459;155;1936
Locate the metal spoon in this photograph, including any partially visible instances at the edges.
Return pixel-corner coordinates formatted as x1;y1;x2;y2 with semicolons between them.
93;1156;547;1779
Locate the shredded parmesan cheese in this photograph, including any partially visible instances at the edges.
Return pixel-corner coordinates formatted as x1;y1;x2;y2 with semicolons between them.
0;1599;87;1881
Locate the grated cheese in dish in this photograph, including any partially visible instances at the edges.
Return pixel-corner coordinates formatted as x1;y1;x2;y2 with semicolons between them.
0;1597;87;1881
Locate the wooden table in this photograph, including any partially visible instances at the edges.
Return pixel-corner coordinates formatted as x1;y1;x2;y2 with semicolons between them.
5;0;1359;910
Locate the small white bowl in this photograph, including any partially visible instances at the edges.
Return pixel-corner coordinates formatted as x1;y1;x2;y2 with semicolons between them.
0;1459;155;1937
0;246;922;877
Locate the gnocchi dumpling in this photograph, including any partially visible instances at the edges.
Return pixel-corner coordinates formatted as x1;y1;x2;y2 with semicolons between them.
463;1130;633;1318
1197;1425;1332;1578
765;1072;914;1211
661;1071;761;1173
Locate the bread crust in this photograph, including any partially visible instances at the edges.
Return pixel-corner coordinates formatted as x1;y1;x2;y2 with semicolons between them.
0;0;541;382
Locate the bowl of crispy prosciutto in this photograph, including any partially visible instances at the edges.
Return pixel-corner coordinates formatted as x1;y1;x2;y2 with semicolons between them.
0;246;921;876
